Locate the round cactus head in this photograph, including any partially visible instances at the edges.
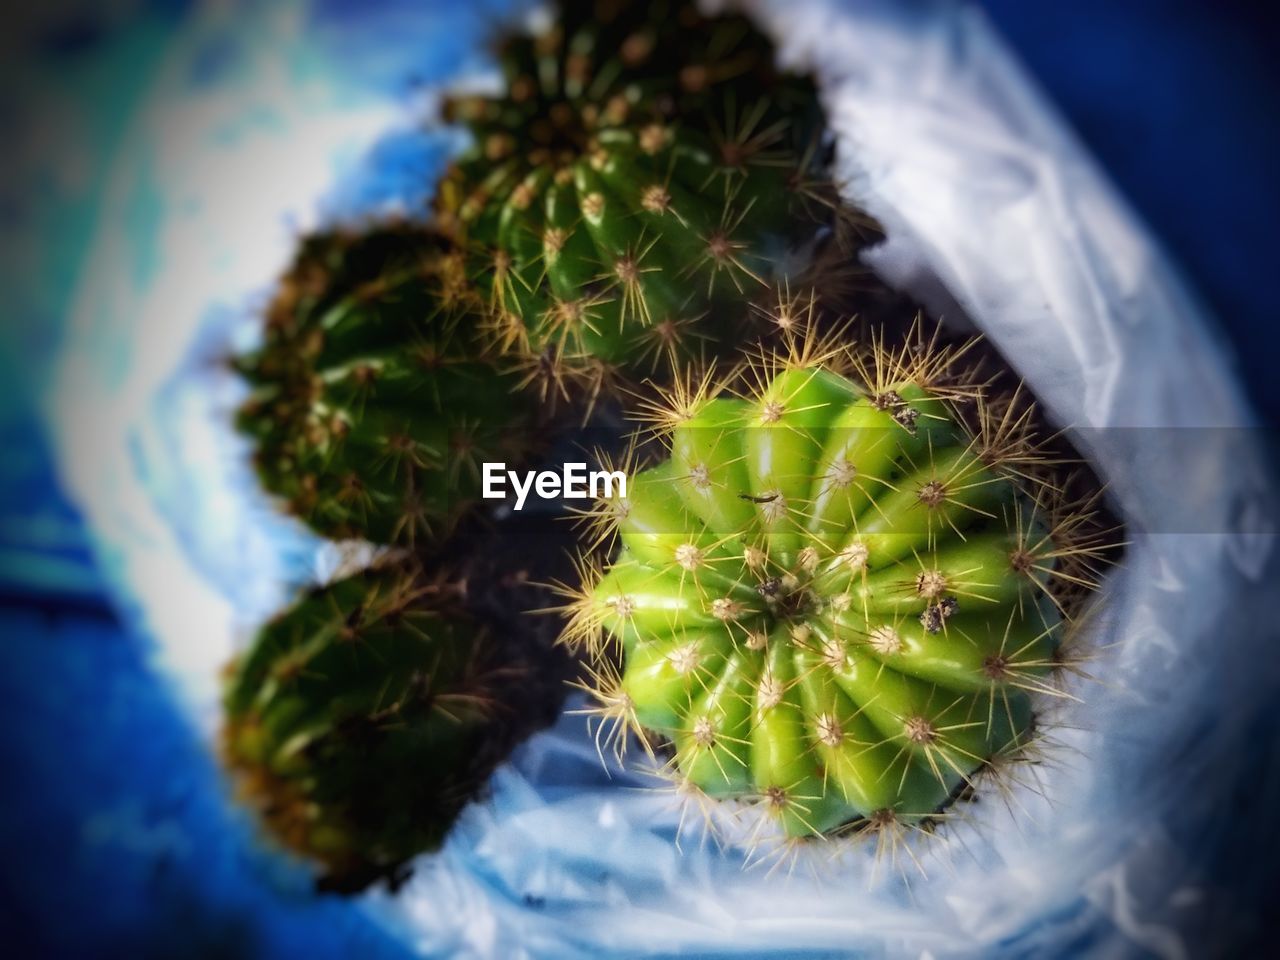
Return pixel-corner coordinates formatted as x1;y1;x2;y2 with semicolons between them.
565;323;1111;846
222;566;527;889
437;0;858;402
234;224;538;548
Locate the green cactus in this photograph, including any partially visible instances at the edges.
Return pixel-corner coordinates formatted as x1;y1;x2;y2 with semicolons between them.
565;325;1107;843
222;565;527;889
437;0;856;399
235;223;537;548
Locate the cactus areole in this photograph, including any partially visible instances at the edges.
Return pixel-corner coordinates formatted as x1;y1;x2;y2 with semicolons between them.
572;338;1098;840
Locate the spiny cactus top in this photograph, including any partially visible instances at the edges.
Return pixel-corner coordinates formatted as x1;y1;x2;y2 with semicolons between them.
222;566;524;889
568;327;1107;842
437;0;849;397
235;224;536;548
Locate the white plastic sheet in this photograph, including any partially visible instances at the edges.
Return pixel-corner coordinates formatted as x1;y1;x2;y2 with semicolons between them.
51;0;1278;956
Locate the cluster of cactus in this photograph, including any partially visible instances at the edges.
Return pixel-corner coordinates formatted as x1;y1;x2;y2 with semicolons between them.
235;223;537;548
436;0;857;398
222;565;530;889
225;0;1116;886
228;225;552;882
563;324;1108;844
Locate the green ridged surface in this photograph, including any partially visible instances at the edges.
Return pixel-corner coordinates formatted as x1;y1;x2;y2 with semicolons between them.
222;567;516;888
235;225;535;547
438;0;841;378
589;365;1062;837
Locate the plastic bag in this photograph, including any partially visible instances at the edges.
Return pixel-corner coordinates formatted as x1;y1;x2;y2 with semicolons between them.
51;0;1277;956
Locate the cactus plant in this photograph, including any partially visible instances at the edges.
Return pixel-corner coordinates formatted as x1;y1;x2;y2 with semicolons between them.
235;223;537;548
222;0;1121;883
564;324;1109;845
222;565;529;889
437;0;860;400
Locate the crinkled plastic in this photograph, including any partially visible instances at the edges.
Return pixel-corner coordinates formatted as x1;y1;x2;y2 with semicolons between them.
50;0;1279;957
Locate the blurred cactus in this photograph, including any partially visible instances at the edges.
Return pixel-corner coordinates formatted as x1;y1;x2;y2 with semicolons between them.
235;224;538;548
222;565;531;889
